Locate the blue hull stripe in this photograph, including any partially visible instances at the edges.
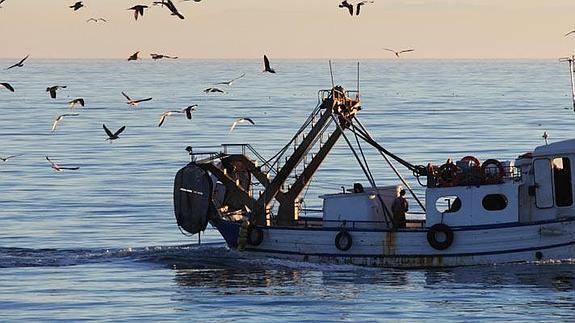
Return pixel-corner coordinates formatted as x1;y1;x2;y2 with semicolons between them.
244;241;575;259
268;217;575;233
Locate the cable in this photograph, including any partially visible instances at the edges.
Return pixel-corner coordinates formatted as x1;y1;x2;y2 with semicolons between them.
352;119;427;212
353;120;375;186
329;114;393;227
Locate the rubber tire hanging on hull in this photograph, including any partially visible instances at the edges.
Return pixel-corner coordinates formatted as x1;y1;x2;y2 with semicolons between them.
427;223;454;250
335;230;353;251
247;226;264;246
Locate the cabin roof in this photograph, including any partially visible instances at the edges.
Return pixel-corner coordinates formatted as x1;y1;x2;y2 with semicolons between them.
533;138;575;156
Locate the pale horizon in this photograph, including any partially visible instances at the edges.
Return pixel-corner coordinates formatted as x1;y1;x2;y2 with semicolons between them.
1;0;575;59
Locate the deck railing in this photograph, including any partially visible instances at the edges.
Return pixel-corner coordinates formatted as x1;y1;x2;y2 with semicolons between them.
221;143;277;175
296;215;426;230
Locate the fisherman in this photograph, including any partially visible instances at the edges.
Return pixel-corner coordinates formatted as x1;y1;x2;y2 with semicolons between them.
391;189;408;228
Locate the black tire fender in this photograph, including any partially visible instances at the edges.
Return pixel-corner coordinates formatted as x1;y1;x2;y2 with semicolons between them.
335;230;353;251
427;223;454;250
247;226;264;246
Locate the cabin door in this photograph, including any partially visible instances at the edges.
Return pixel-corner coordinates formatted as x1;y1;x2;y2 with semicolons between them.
533;158;554;208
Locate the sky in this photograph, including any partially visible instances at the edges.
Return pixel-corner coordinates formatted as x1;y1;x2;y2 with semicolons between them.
1;0;575;59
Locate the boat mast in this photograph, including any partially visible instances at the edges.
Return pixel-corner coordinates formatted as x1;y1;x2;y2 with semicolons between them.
560;56;575;111
570;56;575;111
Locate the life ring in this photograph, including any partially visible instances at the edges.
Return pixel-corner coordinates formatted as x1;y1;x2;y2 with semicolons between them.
458;156;482;186
427;223;454;250
437;162;461;187
335;230;353;251
247;226;264;246
461;155;481;167
481;159;505;184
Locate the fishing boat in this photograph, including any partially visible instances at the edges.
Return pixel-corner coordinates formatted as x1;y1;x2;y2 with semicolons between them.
173;86;575;268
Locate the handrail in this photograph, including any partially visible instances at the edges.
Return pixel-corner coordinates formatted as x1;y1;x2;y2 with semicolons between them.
317;89;359;103
221;143;278;175
296;217;426;230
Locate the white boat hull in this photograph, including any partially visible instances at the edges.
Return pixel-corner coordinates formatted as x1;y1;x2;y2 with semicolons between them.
214;217;575;268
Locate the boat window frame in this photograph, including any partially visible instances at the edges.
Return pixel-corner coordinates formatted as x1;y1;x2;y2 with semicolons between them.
435;195;462;214
552;156;574;208
481;194;508;211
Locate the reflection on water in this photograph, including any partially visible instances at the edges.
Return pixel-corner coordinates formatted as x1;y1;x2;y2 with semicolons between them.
3;243;572;293
425;264;575;292
0;243;573;320
162;245;575;294
165;247;574;320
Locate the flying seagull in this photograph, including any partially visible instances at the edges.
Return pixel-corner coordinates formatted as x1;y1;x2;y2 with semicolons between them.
158;111;182;127
122;91;152;106
0;0;7;9
339;0;353;15
382;48;415;58
355;1;374;15
86;17;107;23
150;53;178;60
183;104;197;119
204;87;225;94
51;113;79;132
229;118;255;133
128;51;140;61
103;124;126;141
152;0;185;19
70;1;83;11
0;154;23;162
46;156;80;171
0;82;14;92
68;98;85;108
158;105;197;127
215;73;246;86
263;55;275;73
6;55;29;70
566;29;575;37
128;5;148;20
46;85;67;99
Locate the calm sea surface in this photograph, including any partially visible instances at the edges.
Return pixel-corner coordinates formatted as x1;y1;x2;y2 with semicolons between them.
0;59;573;321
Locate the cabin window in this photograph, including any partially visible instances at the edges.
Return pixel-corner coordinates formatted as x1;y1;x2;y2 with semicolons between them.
553;157;573;207
436;196;461;213
482;194;507;211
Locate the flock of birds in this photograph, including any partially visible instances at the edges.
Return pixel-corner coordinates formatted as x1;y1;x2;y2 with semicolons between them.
66;0;188;21
4;1;571;170
0;0;295;172
1;51;278;171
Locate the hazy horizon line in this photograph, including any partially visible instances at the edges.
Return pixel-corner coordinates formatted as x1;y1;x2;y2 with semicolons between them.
0;56;569;61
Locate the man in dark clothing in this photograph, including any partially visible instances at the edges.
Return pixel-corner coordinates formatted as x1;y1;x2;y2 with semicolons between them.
391;189;408;228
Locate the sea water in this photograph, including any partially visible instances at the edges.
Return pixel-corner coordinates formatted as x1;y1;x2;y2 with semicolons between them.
0;59;573;321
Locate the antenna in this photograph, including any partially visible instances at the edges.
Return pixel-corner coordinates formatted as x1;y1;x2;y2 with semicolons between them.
356;61;360;100
329;60;335;88
560;55;575;111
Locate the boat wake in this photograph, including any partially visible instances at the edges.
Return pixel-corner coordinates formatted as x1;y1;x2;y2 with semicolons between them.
0;243;381;271
0;243;230;269
1;243;573;274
